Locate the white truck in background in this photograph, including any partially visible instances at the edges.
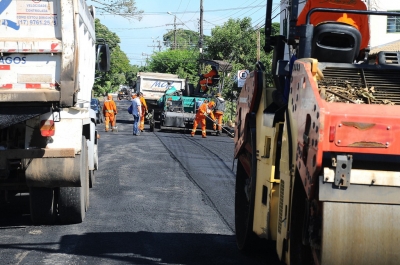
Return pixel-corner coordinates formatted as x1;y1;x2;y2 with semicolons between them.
134;72;189;129
0;0;109;224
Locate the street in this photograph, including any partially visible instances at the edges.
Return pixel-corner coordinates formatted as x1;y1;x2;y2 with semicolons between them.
0;100;280;265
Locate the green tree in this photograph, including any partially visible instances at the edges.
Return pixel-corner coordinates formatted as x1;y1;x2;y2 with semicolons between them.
93;19;131;96
203;19;281;123
125;65;140;87
90;0;143;20
163;29;200;50
146;49;200;84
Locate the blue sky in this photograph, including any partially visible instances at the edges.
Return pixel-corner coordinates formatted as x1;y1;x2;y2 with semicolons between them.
87;0;281;66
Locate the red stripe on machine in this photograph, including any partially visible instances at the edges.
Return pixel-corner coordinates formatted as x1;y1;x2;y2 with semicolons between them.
51;43;59;52
26;84;41;89
1;84;12;89
0;65;11;70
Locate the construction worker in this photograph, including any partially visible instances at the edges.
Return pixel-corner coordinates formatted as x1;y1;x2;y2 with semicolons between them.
138;92;148;132
103;94;118;132
297;0;370;50
191;100;216;138
199;66;218;93
213;93;226;136
131;93;142;136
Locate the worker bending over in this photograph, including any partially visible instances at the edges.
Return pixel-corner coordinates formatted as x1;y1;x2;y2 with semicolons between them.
138;92;148;132
297;0;370;50
191;101;216;138
103;94;118;132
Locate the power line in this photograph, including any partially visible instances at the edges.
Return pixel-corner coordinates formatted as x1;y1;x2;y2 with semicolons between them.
100;5;267;16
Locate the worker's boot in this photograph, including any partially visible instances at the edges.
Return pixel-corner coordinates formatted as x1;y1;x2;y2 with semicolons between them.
202;131;207;138
216;131;221;136
105;126;109;132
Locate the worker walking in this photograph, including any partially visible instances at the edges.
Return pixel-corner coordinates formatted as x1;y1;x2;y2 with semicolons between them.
199;66;218;93
130;93;142;136
191;100;216;138
103;94;118;132
213;93;225;136
138;92;148;132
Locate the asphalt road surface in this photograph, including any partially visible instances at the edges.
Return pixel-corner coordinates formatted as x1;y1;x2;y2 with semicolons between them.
0;99;280;265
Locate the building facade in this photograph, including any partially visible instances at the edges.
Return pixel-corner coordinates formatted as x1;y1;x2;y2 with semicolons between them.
368;1;400;47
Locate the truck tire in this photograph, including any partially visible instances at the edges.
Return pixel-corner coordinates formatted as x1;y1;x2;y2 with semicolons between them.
58;137;88;224
149;109;155;132
235;127;258;253
89;170;95;188
29;187;56;225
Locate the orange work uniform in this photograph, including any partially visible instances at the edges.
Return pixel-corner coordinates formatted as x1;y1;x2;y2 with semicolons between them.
213;94;225;133
191;102;215;138
139;96;148;131
200;69;218;92
297;0;370;50
103;95;117;132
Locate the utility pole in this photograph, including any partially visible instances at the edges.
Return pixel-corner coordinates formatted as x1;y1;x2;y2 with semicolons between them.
157;40;162;52
148;38;162;52
199;0;204;72
166;13;183;50
199;0;203;55
257;29;260;61
142;52;150;67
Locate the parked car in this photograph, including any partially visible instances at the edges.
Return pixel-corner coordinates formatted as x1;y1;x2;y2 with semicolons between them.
91;98;104;124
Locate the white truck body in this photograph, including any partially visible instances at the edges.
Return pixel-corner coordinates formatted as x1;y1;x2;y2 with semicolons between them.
0;0;105;224
136;72;186;102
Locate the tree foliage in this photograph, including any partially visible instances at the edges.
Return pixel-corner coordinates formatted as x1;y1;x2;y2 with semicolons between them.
93;19;132;96
146;49;200;84
204;18;276;105
91;0;143;20
163;29;211;50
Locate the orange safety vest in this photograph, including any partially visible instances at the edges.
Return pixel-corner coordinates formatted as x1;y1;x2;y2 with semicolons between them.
196;103;215;120
202;69;218;84
103;100;117;117
139;96;148;113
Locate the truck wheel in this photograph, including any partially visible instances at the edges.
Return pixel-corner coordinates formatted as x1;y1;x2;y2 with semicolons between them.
93;141;99;171
58;137;88;224
29;187;56;225
149;110;155;132
89;170;95;188
235;127;258;252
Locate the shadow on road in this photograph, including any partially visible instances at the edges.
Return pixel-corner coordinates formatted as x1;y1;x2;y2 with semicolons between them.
0;230;281;265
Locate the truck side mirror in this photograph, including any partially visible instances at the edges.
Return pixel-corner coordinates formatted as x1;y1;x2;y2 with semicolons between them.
96;43;110;72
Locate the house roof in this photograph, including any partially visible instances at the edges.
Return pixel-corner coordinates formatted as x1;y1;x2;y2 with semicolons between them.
198;59;233;72
369;40;400;55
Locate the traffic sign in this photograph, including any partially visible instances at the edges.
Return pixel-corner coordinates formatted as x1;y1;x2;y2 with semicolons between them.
237;70;249;88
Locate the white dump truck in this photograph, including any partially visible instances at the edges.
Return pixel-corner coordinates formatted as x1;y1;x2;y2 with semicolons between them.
135;72;189;130
0;0;109;224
